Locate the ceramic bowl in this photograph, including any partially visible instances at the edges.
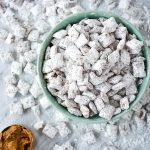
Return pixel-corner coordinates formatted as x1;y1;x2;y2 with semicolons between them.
37;11;150;123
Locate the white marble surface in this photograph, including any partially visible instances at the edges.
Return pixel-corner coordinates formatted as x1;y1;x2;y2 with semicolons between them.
0;0;150;150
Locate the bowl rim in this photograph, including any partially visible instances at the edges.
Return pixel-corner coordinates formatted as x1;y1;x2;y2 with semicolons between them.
37;11;150;124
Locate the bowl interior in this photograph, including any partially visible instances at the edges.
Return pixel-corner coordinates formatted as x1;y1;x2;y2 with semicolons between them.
37;11;150;124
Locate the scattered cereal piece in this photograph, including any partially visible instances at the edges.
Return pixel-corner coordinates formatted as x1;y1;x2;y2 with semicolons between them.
42;124;58;138
39;97;51;109
0;51;15;63
57;122;71;137
11;61;22;75
119;121;130;136
33;120;44;131
31;105;40;117
103;145;118;150
106;124;118;141
10;103;23;115
4;74;18;85
5;84;18;98
35;19;50;33
24;63;37;75
53;142;74;150
16;40;30;53
82;131;96;144
118;0;131;10
11;22;26;38
17;79;30;96
29;81;42;98
24;50;37;62
21;96;35;109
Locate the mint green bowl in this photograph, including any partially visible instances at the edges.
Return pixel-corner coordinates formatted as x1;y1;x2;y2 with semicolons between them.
37;11;150;124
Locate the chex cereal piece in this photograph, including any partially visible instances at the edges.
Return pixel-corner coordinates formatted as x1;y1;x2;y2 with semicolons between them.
0;51;15;63
61;142;74;150
65;44;81;61
75;33;89;48
99;33;115;48
24;62;37;75
119;121;130;136
67;107;82;116
74;95;91;105
4;74;18;85
53;30;67;39
39;97;51;109
115;26;127;39
126;38;143;54
5;84;18;98
103;145;118;150
102;17;118;33
80;105;90;118
33;120;44;131
10;103;23;115
106;124;118;141
120;50;130;65
0;28;8;40
68;81;78;99
19;55;27;67
16;40;30;53
24;50;37;62
89;102;98;114
11;22;26;38
120;97;129;110
56;122;71;137
53;142;74;150
17;79;30;96
28;30;40;42
42;124;58;138
29;81;42;98
21;96;35;109
132;61;145;78
82;131;96;144
99;105;115;120
112;82;126;91
31;105;41;117
85;48;99;65
94;96;105;112
108;50;119;64
11;61;22;75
